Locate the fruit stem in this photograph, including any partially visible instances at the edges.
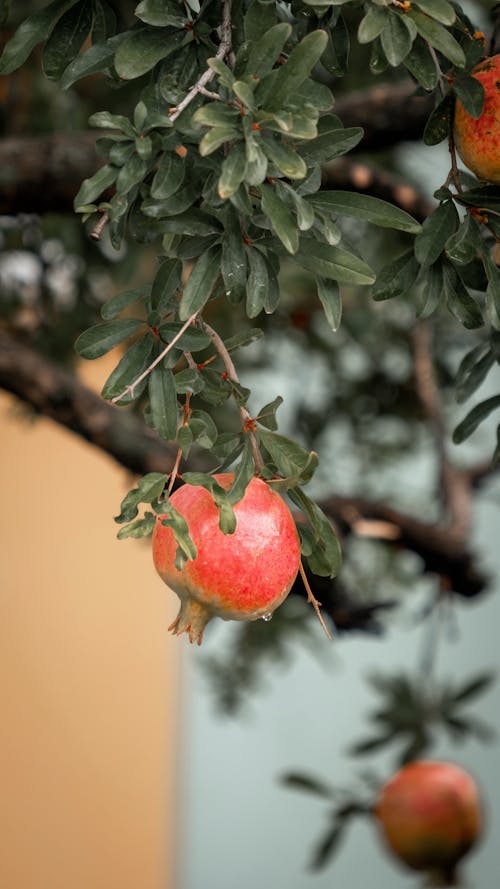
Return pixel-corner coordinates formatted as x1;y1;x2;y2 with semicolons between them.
299;559;333;640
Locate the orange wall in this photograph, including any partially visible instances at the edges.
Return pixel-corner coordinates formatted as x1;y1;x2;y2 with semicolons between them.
0;386;180;889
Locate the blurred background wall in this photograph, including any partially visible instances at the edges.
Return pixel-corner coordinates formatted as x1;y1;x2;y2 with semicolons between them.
0;360;180;889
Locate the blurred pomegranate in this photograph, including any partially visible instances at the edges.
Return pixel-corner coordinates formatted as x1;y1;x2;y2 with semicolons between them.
375;760;482;886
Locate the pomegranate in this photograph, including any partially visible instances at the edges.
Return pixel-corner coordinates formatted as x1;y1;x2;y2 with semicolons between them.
454;54;500;183
375;760;482;886
152;473;301;644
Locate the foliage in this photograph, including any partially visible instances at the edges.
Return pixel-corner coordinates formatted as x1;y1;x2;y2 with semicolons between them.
2;0;499;592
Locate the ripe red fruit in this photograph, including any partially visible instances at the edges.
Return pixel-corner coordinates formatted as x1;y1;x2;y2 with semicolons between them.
454;54;500;183
152;473;301;644
375;760;482;885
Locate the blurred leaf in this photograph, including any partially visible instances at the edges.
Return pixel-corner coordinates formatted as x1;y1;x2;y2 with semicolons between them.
449;672;496;704
0;0;81;74
60;32;127;88
42;0;93;80
316;278;342;330
281;772;333;799
114;26;187;79
443;262;483;329
101;285;150;320
309;822;345;871
423;93;453;145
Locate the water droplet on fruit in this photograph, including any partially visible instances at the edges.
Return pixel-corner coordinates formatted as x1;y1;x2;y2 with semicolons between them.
262;612;272;622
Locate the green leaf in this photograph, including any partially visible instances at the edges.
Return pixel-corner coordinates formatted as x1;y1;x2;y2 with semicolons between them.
88;111;136;138
188;410;218;449
192;103;240;128
414;201;459;267
373;249;420;301
404;37;438;90
116;154;149;195
73;164;117;209
227;438;255;505
199;126;241;157
407;9;465;67
149;367;178;440
159;505;197;566
115;472;166;523
244;22;292;78
158;321;210;352
244;0;278;42
149;258;181;311
276;181;315;231
114;26;187;79
207;56;235;88
297;122;364;164
415;262;443;318
151;151;185;199
179;246;221;320
288;487;342;577
322;14;349;77
218;142;247;199
259;430;319;486
450;672;496;704
246;248;269;318
101;285;150;320
456;347;495;403
41;0;93;80
309;824;345;872
453;396;500;443
0;0;9;28
380;12;414;67
174;367;204;396
260;135;307;180
260;184;299;254
414;0;455;26
0;0;80;74
222;206;248;304
280;772;333;799
308;192;421;234
101;333;154;401
317;278;342;330
135;0;186;27
117;512;156;540
60;33;126;88
423;93;453;145
444;214;480;267
453;75;484;119
256;395;283;431
259;30;328;111
358;5;388;44
295;238;375;286
232;79;257;112
244;136;268;187
181;473;237;534
443;262;483;329
75;318;143;359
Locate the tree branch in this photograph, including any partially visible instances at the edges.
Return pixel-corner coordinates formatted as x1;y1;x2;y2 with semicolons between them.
0;328;489;601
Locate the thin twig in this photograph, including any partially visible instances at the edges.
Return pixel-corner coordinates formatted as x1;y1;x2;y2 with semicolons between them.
299;560;333;640
110;311;199;404
168;0;233;123
201;320;264;472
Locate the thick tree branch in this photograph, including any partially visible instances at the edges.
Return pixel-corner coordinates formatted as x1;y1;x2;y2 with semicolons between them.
334;80;433;151
0;328;488;601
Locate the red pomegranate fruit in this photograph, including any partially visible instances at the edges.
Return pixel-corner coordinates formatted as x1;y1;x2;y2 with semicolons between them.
152;473;301;644
454;54;500;183
375;760;482;886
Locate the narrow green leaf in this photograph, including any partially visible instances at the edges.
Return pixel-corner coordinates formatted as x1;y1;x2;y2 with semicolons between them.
453;75;484;120
260;184;299;254
88;111;136;138
73;164;117;209
295;239;375;286
276;182;315;231
414;0;455;26
192;103;240;128
41;0;92;80
135;0;186;27
408;9;465;67
227;438;255;505
75;319;143;359
244;0;278;42
101;285;150;320
199;126;240;157
415;262;443;318
414;201;459;267
60;33;127;89
404;37;438;90
244;22;292;78
260;135;307;180
372;250;420;301
116;154;149;195
358;5;389;44
222;206;248;304
456;348;495;403
207;56;235;88
308;191;421;234
151;151;185;199
443;263;483;329
453;396;500;443
260;430;319;486
256;395;283;431
117;512;156;540
149;367;178;440
158;322;211;352
101;333;154;401
179;246;221;320
151;258;182;311
218;142;247;199
317;278;342;330
114;26;187;80
297;125;364;164
244;136;268;187
280;772;333;799
423;94;453;145
259;30;328;111
380;12;414;68
445;214;481;265
0;0;80;74
246;248;269;318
